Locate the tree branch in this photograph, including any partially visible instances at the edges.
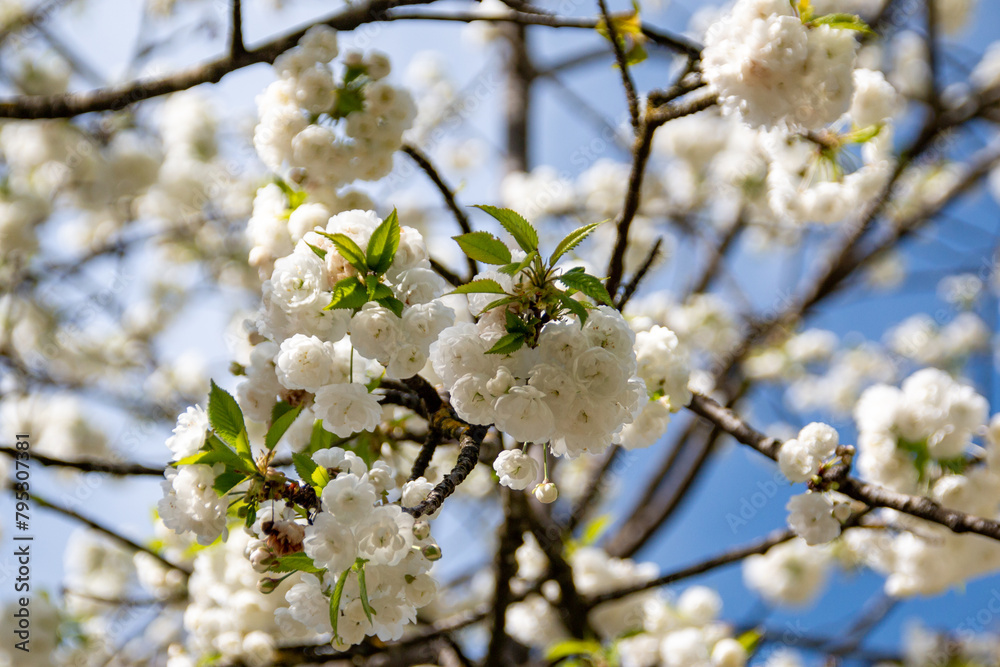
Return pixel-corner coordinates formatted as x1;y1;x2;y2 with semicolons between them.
0;447;164;475
401;143;478;279
230;0;246;59
686;392;1000;542
31;492;191;575
596;0;639;132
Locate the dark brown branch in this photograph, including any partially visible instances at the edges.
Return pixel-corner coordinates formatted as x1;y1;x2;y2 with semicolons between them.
0;0;437;119
0;446;164;476
31;493;191;576
230;0;246;59
605;89;717;298
596;0;639;132
616;236;663;309
401;144;478;279
686;392;1000;542
429;257;464;288
588;528;795;606
485;489;528;667
525;502;593;638
384;8;702;58
402;423;488;517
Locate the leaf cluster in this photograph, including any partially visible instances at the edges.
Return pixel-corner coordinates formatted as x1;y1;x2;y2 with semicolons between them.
451;206;611;354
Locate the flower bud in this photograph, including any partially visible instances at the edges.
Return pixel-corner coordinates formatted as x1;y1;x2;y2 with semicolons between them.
257;577;282;594
250;547;275;573
421;542;443;561
533;482;558;504
412;520;431;541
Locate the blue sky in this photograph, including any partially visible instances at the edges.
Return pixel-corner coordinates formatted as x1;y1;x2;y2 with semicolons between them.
3;0;1000;664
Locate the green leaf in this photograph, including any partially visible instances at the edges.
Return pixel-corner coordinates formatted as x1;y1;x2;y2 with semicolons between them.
736;628;764;655
505;310;532;335
318;232;368;274
375;295;405;318
474;205;539;253
329;567;352;644
244;504;257;529
355;560;376;625
365;274;379;300
806;12;874;34
557;271;614;306
556;292;590;324
176;436;252;475
272;552;326;574
845;123;883;144
372;282;394;300
580;514;612;546
498;250;537;277
366;209;400;275
449;279;508;295
325;277;369;312
480;295;520;313
551;221;605;264
546;639;604;661
485;332;525;355
305;242;327;260
293;452;320;487
453;232;512;265
308;419;334;453
334;87;365;118
212;471;247;495
207;381;251;461
265;404;304;451
272;401;294;423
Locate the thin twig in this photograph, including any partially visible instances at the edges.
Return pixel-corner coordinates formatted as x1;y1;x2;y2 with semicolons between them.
0;447;164;475
596;0;639;132
401;143;478;279
230;0;246;59
588;528;795;606
31;493;191;575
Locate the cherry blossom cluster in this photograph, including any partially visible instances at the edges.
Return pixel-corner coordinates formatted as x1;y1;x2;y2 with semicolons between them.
253;25;416;194
431;304;646;458
701;0;860;131
844;368;1000;596
247;448;441;649
240;208;453;434
509;535;751;666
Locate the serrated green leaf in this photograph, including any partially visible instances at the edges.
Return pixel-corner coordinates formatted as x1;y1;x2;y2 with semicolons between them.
806;12;874;34
244;503;257;529
372;282;394;300
375;295;405;318
318;231;368;274
551;221;605;264
293;452;319;487
453;232;512;265
325;277;369;312
355;560;376;625
498;250;537;277
208;381;250;459
365;274;379;300
265;404;304;451
505;311;531;335
546;639;604;661
480;295;520;313
449;279;508;295
305;242;327;259
485;332;525;355
329;566;351;643
556;292;590;324
272;552;326;574
311;463;331;489
366;209;400;275
474;205;539;253
557;271;614;306
212;471;247;495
